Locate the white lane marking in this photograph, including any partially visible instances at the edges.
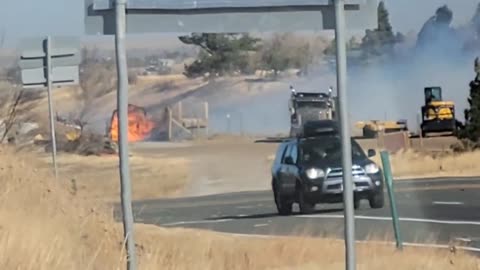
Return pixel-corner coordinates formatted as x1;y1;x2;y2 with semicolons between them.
433;201;464;205
397;178;480;184
455;237;472;243
254;223;269;227
300;214;480;226
237;214;248;217
162;218;233;226
237;206;254;209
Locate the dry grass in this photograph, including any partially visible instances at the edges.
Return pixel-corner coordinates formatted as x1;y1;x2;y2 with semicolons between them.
1;146;479;270
371;149;480;179
34;152;190;202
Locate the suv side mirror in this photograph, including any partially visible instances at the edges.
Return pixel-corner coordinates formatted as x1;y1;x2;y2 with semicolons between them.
284;156;294;165
367;149;376;157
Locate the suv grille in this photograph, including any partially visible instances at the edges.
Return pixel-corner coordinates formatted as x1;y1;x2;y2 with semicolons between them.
326;165;366;179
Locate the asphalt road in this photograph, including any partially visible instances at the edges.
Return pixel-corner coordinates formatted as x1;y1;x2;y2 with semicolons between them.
115;177;480;251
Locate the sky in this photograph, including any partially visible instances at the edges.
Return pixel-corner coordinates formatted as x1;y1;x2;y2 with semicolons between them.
0;0;479;48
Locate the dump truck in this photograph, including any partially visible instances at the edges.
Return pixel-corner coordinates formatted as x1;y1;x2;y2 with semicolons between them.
420;86;460;137
355;120;409;138
289;86;338;137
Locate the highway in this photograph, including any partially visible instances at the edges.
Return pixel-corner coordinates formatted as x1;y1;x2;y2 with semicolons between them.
115;177;480;250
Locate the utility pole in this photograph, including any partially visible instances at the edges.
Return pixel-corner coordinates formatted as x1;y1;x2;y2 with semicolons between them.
114;0;137;269
334;0;357;269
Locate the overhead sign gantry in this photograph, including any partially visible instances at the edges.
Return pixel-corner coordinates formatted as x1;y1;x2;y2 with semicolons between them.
84;1;378;270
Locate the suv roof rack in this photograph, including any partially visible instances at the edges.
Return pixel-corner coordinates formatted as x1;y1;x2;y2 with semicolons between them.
297;120;339;138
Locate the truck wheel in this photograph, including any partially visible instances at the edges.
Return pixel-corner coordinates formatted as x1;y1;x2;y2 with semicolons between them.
369;191;385;209
298;189;315;214
354;199;361;210
274;189;293;216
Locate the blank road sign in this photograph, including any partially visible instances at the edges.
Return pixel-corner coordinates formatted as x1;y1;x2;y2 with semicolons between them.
85;0;378;34
18;36;81;88
21;66;80;88
19;54;81;70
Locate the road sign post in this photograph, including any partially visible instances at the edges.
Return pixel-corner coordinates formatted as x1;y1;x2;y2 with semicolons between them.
45;36;58;179
334;0;356;269
380;150;403;250
115;0;138;269
19;36;80;179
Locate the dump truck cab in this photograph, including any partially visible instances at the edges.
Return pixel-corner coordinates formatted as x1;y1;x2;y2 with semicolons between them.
421;86;457;137
289;86;337;137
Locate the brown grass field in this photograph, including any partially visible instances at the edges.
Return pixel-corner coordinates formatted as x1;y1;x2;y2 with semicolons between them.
1;146;480;270
32;151;190;202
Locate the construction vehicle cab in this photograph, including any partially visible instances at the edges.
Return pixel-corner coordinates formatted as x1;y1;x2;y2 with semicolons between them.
420;86;457;137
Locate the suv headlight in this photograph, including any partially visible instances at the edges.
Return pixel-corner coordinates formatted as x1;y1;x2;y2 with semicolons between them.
305;168;325;179
364;163;380;174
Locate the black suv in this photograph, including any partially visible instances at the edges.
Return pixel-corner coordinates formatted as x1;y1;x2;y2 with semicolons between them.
271;133;385;215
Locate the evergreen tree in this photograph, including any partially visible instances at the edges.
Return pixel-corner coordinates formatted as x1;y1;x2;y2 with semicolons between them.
458;57;480;143
377;1;395;42
472;3;480;33
416;5;457;52
360;1;396;59
178;33;260;78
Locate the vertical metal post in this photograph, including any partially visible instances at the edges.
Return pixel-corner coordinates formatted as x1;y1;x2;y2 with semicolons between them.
239;112;244;136
226;114;231;134
168;107;173;140
417;113;424;149
380;151;403;250
204;102;209;137
114;0;138;269
334;1;356;270
46;36;58;179
178;101;183;120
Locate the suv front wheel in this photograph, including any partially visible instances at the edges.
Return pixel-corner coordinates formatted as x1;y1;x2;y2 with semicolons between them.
369;191;385;209
297;187;315;214
274;188;293;215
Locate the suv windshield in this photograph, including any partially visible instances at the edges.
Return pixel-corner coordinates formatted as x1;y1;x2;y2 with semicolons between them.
299;136;366;163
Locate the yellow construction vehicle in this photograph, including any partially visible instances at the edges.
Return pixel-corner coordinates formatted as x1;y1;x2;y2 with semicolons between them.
420;86;458;137
355;120;408;138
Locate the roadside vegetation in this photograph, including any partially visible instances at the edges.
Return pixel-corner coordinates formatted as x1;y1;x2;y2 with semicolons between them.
1;146;478;270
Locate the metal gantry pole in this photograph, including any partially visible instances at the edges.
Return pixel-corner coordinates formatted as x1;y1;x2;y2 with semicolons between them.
114;0;138;269
334;0;356;270
46;36;58;179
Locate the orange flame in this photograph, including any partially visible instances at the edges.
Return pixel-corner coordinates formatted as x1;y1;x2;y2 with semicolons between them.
110;104;156;142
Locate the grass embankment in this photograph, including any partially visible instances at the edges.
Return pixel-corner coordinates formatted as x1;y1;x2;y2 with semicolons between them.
1;146;478;269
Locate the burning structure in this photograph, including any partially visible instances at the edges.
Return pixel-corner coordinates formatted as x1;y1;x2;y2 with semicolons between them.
108;104;156;142
107;101;209;143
